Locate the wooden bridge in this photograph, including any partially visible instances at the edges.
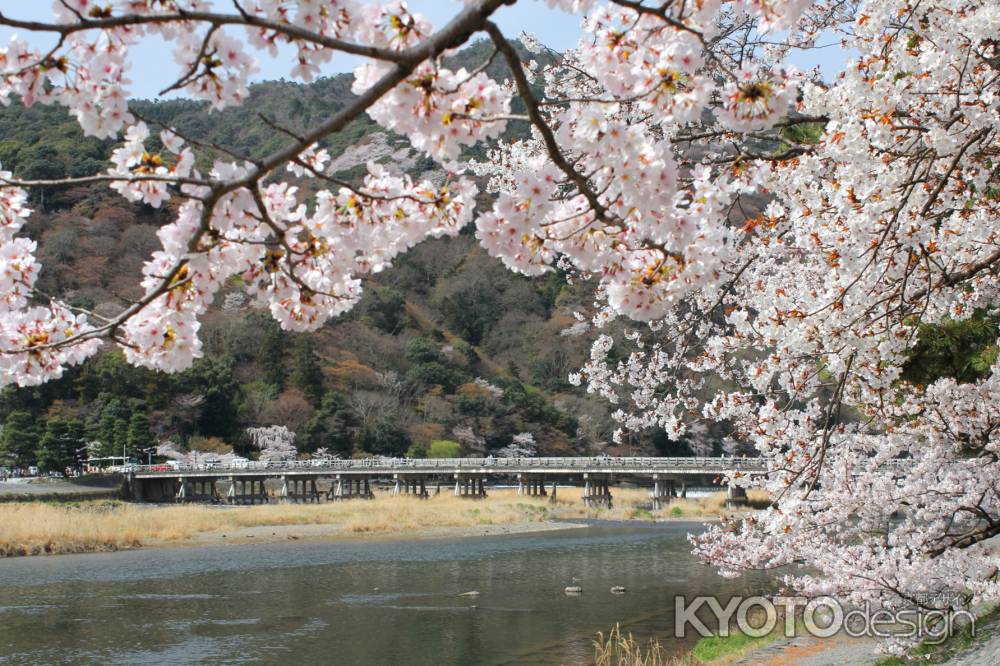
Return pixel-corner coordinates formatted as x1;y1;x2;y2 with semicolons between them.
126;456;767;508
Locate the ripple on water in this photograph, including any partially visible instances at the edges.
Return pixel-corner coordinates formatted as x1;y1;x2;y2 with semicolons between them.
115;593;217;601
0;604;63;615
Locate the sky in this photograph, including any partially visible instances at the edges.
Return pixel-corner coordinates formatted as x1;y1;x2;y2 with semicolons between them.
0;1;849;99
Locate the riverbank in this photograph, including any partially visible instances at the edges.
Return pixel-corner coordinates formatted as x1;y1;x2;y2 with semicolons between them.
0;487;765;557
0;475;122;503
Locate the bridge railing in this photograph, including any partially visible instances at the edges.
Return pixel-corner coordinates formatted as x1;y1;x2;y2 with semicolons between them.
128;456;771;475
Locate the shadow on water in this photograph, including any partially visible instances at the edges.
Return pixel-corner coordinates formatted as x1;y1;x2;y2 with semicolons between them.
0;522;774;665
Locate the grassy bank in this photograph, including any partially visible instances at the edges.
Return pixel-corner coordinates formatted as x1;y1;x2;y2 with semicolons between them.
594;622;785;666
0;487;765;557
689;628;784;665
874;604;1000;665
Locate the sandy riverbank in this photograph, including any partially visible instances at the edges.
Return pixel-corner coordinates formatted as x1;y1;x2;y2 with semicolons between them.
0;488;767;558
160;517;590;550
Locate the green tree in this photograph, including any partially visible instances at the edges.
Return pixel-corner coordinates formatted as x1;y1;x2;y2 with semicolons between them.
405;442;427;458
111;418;129;459
90;398;131;458
258;315;287;388
363;285;406;334
179;358;240;439
1;410;38;468
428;439;461;458
301;392;355;455
404;336;442;364
126;412;157;461
406;362;467;393
290;338;326;403
36;419;85;472
902;312;998;386
359;423;410;457
437;275;502;345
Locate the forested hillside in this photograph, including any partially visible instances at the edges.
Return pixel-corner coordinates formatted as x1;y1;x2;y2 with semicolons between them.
0;41;694;470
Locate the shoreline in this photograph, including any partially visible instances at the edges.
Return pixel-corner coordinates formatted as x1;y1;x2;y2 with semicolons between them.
145;518;596;551
0;487;757;559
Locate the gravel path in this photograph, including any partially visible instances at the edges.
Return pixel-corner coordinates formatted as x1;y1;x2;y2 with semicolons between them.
734;634;881;666
0;476;121;497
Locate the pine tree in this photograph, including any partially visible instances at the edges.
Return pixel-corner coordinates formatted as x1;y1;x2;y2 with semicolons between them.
290;339;325;403
1;411;39;468
126;412;157;461
258;315;287;388
112;418;129;460
35;419;84;472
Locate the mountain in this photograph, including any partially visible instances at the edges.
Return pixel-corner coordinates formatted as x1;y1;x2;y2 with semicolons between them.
0;42;679;467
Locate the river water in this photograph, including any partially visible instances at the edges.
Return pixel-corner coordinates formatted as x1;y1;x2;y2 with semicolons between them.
0;522;772;665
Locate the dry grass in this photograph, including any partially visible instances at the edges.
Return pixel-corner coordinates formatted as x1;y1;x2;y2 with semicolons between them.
0;487;767;557
594;625;694;666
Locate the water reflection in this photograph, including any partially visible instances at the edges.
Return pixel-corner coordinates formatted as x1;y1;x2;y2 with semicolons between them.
0;523;773;665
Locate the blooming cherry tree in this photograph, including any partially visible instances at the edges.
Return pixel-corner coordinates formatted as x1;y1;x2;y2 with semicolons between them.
497;432;537;458
0;0;998;647
247;425;297;461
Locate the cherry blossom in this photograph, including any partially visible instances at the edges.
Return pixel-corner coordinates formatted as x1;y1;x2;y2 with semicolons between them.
0;1;997;649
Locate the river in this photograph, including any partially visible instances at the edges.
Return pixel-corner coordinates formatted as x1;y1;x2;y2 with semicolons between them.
0;522;772;665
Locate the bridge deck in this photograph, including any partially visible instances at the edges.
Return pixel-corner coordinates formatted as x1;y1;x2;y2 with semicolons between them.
130;456;767;478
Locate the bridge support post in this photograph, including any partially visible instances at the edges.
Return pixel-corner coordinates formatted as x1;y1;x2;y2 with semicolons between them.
454;474;486;499
280;476;290;502
175;477;188;502
651;474;678;510
726;483;748;508
328;475;344;501
583;473;613;509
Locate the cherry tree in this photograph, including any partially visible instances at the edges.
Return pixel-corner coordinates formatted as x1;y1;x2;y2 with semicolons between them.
0;0;997;648
311;446;338;461
497;431;537;458
247;425;297;461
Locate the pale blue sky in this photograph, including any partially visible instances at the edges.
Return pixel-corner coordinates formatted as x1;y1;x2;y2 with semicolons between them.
0;1;848;99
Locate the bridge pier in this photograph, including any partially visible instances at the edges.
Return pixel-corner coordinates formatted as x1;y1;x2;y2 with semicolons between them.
393;474;429;498
228;476;269;504
175;477;190;502
280;476;321;503
517;474;547;497
583;473;613;509
328;474;374;500
726;483;748;508
177;477;219;503
651;474;676;510
454;474;487;499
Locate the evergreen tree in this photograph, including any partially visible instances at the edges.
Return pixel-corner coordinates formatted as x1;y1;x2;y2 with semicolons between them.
258;315;287;388
112;418;130;460
290;339;325;403
301;392;353;455
1;410;38;468
35;419;85;472
126;412;157;461
93;410;120;458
